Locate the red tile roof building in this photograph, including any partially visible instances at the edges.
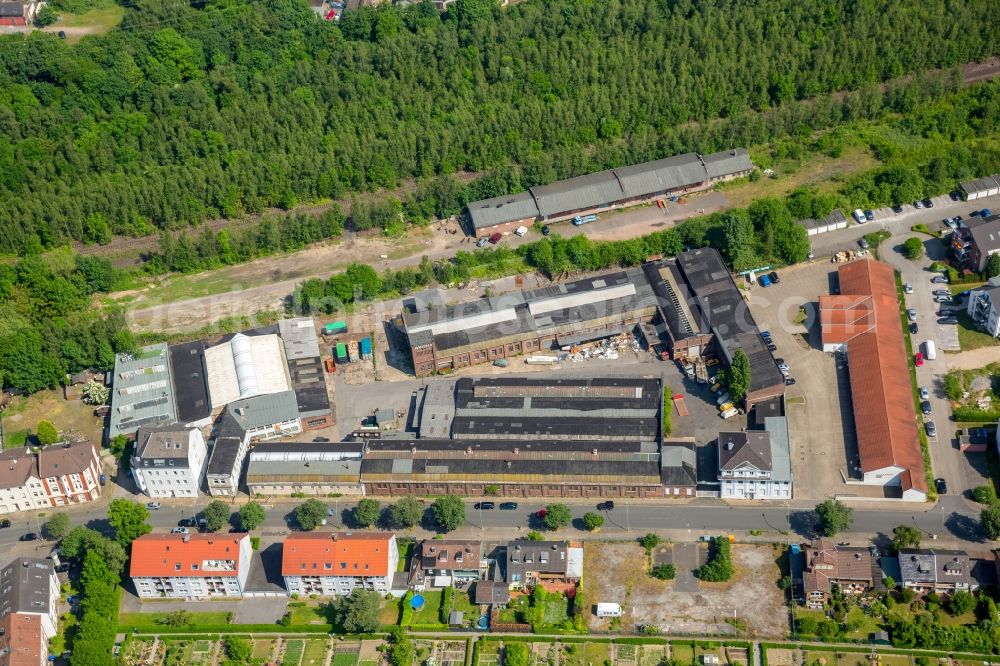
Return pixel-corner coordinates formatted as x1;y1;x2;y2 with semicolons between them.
282;532;397;597
820;260;927;499
0;613;46;666
130;534;252;599
0;442;102;515
802;539;878;609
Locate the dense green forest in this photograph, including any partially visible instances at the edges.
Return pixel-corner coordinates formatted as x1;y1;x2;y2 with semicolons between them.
0;250;133;394
1;0;999;253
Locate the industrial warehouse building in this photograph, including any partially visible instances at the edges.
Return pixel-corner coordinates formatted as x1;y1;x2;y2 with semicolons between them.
466;149;753;237
402;247;784;408
361;376;667;498
403;267;658;377
820;260;927;500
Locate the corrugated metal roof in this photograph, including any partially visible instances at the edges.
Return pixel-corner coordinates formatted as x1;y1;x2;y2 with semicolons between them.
528;282;636;317
764;416;792;484
702;148;754;179
530;170;624;217
614;153;705;198
467;190;540;230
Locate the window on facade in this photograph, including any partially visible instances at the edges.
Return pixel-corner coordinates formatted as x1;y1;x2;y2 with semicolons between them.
174;564;181;571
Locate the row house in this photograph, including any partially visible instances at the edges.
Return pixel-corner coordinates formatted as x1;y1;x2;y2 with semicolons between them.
0;442;102;515
899;549;978;596
801;539;878;609
409;540;484;591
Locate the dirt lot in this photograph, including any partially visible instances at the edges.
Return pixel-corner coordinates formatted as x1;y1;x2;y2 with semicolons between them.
585;541;788;638
1;389;104;449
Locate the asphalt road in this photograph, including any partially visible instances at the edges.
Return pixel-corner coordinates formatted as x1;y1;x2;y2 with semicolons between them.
2;495;985;554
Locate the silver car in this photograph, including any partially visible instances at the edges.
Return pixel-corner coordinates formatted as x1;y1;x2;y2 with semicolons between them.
925;421;937;437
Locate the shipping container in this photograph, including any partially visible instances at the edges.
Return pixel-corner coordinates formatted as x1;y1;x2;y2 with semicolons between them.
324;321;348;335
335;343;348;362
359;337;372;359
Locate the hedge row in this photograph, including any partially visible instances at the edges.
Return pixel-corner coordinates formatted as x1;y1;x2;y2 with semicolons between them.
953;407;1000;421
758;642;997;660
122;623;333;635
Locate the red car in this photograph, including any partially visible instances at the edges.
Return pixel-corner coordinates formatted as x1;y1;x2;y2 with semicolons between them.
489;232;503;244
915;352;924;367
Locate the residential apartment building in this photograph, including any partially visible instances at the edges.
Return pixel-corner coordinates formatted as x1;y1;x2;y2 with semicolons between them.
966;282;1000;338
801;540;878;609
0;558;59;643
37;441;101;507
503;540;583;590
0;450;50;515
952;214;1000;272
131;427;207;498
409;540;483;590
899;549;978;596
282;532;397;597
130;534;252;599
0;443;102;515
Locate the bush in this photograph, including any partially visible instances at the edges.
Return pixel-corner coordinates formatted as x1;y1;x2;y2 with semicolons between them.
583;512;604;531
439;586;454;624
638;533;662;553
903;237;924;259
696;537;734;582
36;420;60;446
971;485;997;504
650;564;676;580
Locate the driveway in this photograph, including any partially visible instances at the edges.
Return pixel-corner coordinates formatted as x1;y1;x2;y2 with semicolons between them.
670;542;703;593
879;225;988;497
120;594;288;624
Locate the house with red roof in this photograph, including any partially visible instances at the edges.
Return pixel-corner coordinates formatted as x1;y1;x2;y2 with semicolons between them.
282;532;397;597
130;533;252;599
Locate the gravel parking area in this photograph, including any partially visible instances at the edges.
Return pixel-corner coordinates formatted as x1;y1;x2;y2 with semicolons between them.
744;261;863;499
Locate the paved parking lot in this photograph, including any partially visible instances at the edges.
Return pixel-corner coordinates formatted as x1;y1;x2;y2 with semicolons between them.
744;260;884;500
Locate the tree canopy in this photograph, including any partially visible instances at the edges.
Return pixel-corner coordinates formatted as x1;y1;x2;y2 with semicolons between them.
0;0;998;253
238;502;266;531
295;499;328;531
542;504;573;531
203;499;231;532
353;499;381;528
387;496;424;529
815;500;854;537
107;499;151;546
431;495;466;532
726;350;752;403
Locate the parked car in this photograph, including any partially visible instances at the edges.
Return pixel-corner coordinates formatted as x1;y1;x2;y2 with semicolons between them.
476;237;489;248
931;276;948;284
146;502;161;510
933;289;951;297
907;308;917;322
909;322;918;334
766;343;777;352
859;238;870;249
171;527;190;535
719;407;739;419
891;204;904;214
19;533;38;542
541;225;551;236
935;294;952;303
715;392;731;405
904;283;913;294
760;330;771;339
784;377;796;386
864;210;874;222
852;208;866;223
919;386;930;400
718;402;735;412
475;502;496;510
768;271;780;284
0;519;10;528
937;317;958;325
488;232;502;244
944;217;959;229
913;200;924;209
922;198;934;208
499;502;518;510
597;501;615;511
935;478;947;493
920;401;932;415
758;274;771;287
949;191;962;202
915;352;924;367
55;563;70;573
925;421;937;437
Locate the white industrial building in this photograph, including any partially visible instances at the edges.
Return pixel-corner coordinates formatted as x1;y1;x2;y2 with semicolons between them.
109;343;177;437
204;333;291;408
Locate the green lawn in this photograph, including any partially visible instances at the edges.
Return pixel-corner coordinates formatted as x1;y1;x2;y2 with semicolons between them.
55;4;124;30
843;606;881;639
48;611;77;654
287;600;330;625
956;311;999;351
118;611;231;628
378;596;402;626
302;639;329;666
3;429;28;449
940;610;977;626
333;652;359;666
397;540;414;572
407;589;444;624
668;644;695;664
450;587;479;621
283;639;305;666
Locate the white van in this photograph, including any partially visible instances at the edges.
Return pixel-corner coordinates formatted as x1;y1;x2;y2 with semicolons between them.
924;340;937;360
595;603;623;618
852;209;866;224
515;226;528;236
720;407;739;419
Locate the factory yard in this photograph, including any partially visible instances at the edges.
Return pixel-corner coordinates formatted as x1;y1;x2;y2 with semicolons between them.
584;541;788;638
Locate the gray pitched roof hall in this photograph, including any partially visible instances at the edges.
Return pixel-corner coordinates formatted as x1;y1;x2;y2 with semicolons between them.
466;148;753;230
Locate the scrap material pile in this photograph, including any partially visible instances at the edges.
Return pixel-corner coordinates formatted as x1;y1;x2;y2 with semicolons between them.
566;333;640;363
